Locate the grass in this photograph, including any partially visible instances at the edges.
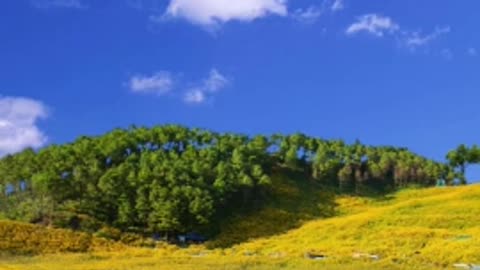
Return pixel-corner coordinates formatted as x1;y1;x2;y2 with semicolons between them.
1;183;480;269
209;171;336;248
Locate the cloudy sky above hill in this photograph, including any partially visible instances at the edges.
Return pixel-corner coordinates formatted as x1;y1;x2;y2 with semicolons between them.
1;0;480;178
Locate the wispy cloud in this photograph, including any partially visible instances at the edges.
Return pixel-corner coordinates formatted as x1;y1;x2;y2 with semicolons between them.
331;0;344;12
203;69;229;93
184;89;206;104
128;71;174;95
128;69;230;105
31;0;86;9
184;69;230;104
0;96;48;157
346;14;399;37
468;47;477;57
346;14;452;58
292;0;344;24
160;0;287;28
292;6;322;24
404;26;450;49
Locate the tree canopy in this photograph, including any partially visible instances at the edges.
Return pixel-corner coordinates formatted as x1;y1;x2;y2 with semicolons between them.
0;125;462;236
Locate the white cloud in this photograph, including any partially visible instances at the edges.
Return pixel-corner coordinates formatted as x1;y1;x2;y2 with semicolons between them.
128;69;230;104
184;89;206;104
31;0;85;9
331;0;344;12
346;14;399;37
291;0;344;24
404;26;450;49
292;6;322;24
468;47;477;56
129;71;174;95
203;69;229;93
0;97;48;157
163;0;288;27
346;14;452;58
183;69;230;104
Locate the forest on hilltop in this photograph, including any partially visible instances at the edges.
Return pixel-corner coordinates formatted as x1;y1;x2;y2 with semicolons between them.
0;125;477;238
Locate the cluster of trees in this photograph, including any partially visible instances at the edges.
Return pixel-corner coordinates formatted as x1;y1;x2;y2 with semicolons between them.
0;125;463;236
446;144;480;184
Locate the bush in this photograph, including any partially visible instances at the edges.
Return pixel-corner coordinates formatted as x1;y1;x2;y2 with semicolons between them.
0;220;124;255
119;233;157;248
0;220;92;254
51;212;102;232
95;226;122;241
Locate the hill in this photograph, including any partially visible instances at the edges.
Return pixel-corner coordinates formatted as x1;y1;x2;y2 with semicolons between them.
0;125;458;240
2;184;480;270
228;184;480;269
1;125;478;269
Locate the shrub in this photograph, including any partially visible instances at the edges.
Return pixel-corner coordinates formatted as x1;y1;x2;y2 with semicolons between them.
0;220;92;254
119;233;156;248
0;220;123;255
95;227;122;241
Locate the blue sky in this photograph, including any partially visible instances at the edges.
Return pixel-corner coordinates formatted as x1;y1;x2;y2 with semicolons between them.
1;0;480;180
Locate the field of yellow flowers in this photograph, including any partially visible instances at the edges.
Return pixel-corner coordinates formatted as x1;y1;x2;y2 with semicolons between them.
2;184;480;270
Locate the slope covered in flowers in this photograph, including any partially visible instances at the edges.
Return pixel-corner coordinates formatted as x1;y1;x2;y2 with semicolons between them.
2;184;480;269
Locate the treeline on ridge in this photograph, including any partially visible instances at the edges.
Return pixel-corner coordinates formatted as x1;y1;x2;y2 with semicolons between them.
0;125;466;237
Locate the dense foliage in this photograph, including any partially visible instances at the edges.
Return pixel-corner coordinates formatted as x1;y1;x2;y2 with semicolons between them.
0;125;460;236
446;144;480;184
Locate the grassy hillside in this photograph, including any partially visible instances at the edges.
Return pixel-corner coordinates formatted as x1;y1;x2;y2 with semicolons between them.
229;184;480;268
2;184;480;270
209;170;337;248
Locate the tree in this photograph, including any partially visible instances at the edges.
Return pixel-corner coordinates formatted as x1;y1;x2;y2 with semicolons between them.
447;144;471;184
0;124;453;236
